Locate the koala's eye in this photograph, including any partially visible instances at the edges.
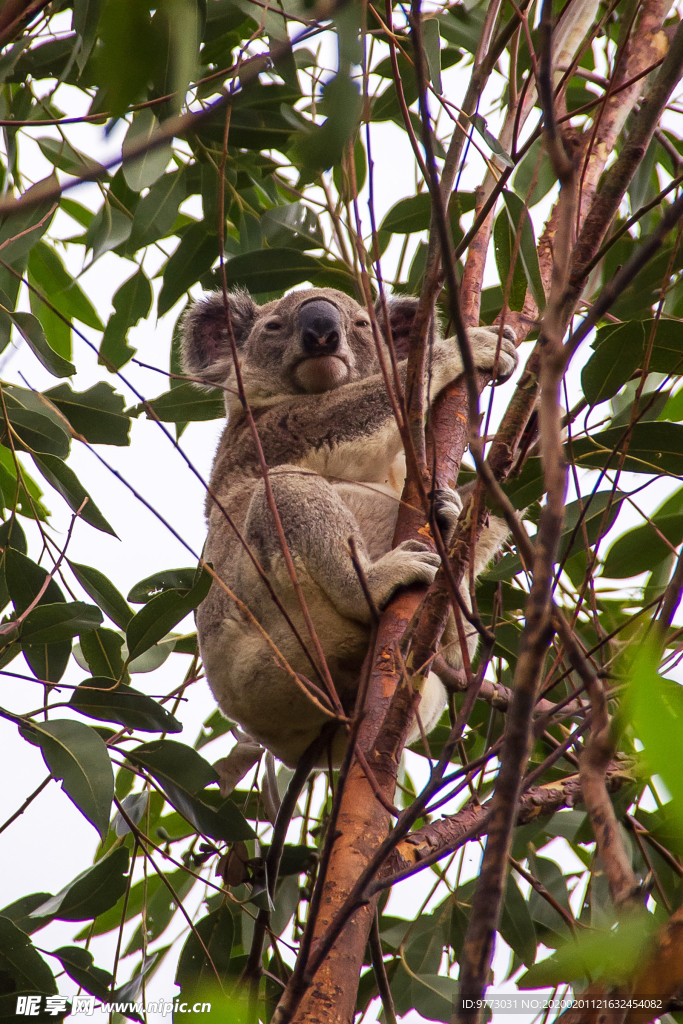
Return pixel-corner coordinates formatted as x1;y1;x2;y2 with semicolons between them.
265;320;282;331
355;318;370;328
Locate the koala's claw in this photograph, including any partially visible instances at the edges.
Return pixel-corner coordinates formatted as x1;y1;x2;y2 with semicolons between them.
368;540;441;609
468;325;518;384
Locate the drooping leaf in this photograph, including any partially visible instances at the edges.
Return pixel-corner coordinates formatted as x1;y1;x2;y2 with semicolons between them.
69;677;183;733
501;190;545;311
499;873;537;967
0;918;57;1015
5;547;64;613
128;567;197;604
0;892;54;935
19;719;114;839
136;383;224;423
99;269;152;370
69;562;132;629
127;166;187;249
29;848;129;921
20;601;102;644
127;739;255;841
28;240;104;330
51;946;113;1001
31;454;116;535
125;568;211;660
493;205;527;312
0;175;58;262
77;628;127;681
10;311;75;377
158;222;218;316
1;385;71;458
175;905;234;997
571;422;683;476
122;109;172;191
43;382;131;446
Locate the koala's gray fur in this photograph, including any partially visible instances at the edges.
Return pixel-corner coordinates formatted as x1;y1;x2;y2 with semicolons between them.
182;287;517;767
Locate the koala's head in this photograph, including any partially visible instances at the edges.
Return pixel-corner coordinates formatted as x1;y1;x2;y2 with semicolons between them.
181;287;422;408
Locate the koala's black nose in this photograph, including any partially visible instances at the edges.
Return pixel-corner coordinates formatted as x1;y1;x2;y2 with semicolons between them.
298;300;341;356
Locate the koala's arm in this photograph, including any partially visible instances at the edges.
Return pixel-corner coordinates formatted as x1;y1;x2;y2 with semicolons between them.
241;329;517;480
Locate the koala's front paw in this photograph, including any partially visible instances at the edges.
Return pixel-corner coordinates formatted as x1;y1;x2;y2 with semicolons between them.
468;325;518;384
432;487;463;542
368;540;441;609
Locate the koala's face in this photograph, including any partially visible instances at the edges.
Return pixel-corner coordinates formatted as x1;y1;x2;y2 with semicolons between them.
182;287;390;405
243;290;377;397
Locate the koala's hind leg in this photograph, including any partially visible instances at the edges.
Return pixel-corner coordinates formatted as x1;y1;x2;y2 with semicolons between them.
245;467;442;624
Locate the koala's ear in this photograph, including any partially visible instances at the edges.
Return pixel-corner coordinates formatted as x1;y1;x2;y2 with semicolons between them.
181;289;258;386
374;294;420;359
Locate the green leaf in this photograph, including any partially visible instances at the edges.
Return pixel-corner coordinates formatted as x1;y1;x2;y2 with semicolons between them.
0;892;53;935
128;567;197;604
137;383;224;423
37;136;99;176
0;447;49;520
69;562;131;629
493;204;527;312
571;421;683;476
84;200;132;261
583;319;683;408
100;269;152;370
581;322;644;406
261;201;324;251
20;601;102;644
92;0;156;116
501;191;545;311
69;677;183;733
5;547;64;613
225;247;323;295
0;918;57;1015
2;385;71;458
332;137;367;204
43;382;131;446
291;68;363;174
122;109;172;191
603;487;683;578
29;848;129;921
19;719;114;838
28;241;104;330
422;17;442;94
31;453;116;535
499;873;537;967
470;113;513;166
519;916;652;988
51;946;113;1001
125;568;211;660
127;166;187;249
158;222;219;316
10;310;75;377
127;739;255;841
380;194;432;235
175;906;234;997
77;627;127;681
0;175;58;262
627;645;683;841
124;868;195;955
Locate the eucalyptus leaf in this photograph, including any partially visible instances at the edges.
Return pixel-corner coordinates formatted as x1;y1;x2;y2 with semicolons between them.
19;719;113;839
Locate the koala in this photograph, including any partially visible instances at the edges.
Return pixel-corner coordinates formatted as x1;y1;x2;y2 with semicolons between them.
182;287;517;767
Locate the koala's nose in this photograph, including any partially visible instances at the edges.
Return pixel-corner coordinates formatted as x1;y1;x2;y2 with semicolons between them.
298;300;341;356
